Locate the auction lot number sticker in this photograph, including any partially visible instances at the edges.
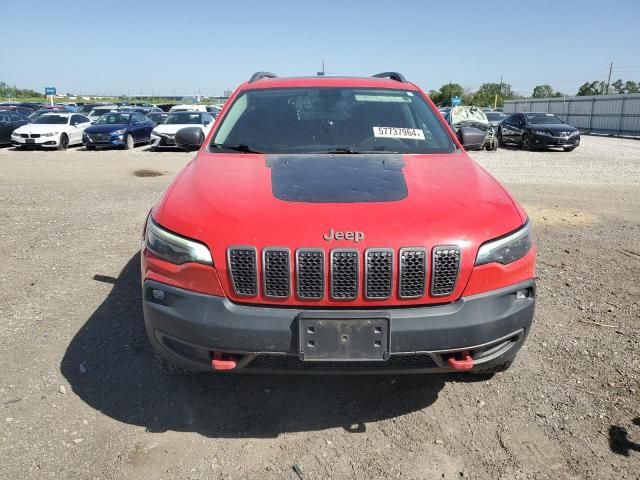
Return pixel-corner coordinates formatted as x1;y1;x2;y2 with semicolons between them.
373;126;425;140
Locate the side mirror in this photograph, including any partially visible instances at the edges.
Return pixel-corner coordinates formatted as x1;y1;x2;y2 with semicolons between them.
457;126;486;150
203;121;210;126
175;126;204;151
72;121;79;127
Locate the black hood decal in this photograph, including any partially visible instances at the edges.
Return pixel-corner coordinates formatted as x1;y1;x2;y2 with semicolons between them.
266;154;407;203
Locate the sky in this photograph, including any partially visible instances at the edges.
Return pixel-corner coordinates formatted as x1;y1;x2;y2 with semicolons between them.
2;0;640;97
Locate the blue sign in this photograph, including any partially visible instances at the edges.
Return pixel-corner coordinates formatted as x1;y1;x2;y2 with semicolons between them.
45;86;56;95
451;96;461;106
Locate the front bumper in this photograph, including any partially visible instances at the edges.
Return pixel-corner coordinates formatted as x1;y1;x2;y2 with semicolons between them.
143;279;535;374
83;133;126;147
150;134;177;148
12;135;59;147
531;133;580;148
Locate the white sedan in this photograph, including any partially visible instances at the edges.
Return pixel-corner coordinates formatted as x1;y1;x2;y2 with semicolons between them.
150;111;215;150
12;113;91;150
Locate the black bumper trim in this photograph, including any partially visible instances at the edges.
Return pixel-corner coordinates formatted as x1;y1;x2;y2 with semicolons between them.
143;279;535;372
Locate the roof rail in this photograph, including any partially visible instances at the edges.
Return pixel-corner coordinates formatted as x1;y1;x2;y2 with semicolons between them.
372;72;407;83
249;71;278;83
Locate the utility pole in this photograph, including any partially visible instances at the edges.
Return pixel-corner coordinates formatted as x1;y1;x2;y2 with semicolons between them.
495;75;503;110
603;62;613;95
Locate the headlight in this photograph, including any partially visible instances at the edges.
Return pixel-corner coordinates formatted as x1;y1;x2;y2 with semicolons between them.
570;130;580;137
532;130;551;136
42;132;58;137
145;217;212;265
151;131;160;137
475;221;532;266
11;131;21;137
112;129;126;135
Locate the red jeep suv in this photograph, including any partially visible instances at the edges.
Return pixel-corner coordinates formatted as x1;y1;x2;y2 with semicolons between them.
141;72;535;375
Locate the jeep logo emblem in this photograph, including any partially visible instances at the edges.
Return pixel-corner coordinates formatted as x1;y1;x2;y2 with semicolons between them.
323;228;364;243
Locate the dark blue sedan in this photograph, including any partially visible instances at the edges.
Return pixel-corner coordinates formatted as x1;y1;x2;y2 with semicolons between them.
82;112;155;150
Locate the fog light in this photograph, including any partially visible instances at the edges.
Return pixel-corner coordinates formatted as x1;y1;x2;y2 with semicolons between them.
152;289;165;300
515;289;529;299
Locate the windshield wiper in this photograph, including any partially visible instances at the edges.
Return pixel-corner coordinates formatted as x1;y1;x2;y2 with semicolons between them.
210;143;263;153
324;146;399;154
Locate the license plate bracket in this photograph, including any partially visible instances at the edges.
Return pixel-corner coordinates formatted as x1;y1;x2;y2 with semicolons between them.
298;316;390;361
26;138;35;144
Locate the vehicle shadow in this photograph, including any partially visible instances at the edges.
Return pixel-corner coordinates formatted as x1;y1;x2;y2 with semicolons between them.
609;418;640;457
61;253;446;438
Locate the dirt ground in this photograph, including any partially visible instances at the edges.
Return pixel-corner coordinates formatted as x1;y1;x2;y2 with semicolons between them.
0;136;639;480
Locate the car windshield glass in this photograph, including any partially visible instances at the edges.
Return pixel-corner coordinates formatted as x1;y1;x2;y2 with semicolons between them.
485;112;507;121
525;113;563;124
95;113;130;124
34;115;68;124
149;114;166;123
165;113;202;124
211;87;456;154
89;109;113;117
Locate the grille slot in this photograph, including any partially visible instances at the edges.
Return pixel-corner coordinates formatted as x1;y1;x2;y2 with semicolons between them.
330;249;359;300
296;249;324;300
246;354;437;371
365;248;393;299
398;248;426;298
262;248;290;298
431;246;461;296
227;247;258;296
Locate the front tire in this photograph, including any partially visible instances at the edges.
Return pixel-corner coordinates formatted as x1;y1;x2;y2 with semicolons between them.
496;130;504;147
521;133;533;151
57;134;69;151
124;134;134;150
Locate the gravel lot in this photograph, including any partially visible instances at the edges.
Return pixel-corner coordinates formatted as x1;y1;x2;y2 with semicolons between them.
1;136;639;479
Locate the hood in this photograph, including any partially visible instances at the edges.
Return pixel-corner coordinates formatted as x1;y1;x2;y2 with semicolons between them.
449;106;489;126
527;123;577;133
152;153;526;305
15;123;68;134
153;124;197;135
85;123;128;134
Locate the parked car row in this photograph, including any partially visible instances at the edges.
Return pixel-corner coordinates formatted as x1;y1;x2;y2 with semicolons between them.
437;105;580;152
2;107;218;151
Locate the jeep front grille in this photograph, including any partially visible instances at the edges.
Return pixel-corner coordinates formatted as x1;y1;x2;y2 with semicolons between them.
398;248;426;298
226;245;461;300
330;249;359;300
431;247;461;297
262;248;290;298
227;247;258;296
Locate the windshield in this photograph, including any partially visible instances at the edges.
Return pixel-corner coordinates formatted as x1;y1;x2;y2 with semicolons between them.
34;115;68;125
165;113;202;125
526;113;563;125
95;113;130;125
211;87;456;154
486;112;507;121
148;114;166;123
89;108;114;117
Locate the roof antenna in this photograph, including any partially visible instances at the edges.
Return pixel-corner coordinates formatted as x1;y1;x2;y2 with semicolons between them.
317;60;325;76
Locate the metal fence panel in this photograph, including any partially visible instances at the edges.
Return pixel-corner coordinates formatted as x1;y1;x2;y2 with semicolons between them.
503;93;640;136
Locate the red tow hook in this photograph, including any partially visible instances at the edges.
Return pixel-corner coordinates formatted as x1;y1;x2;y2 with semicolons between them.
447;351;474;371
211;352;238;371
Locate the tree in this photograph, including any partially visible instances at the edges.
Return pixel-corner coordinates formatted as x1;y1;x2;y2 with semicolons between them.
624;81;638;94
532;84;555;98
611;79;625;94
577;81;604;96
471;82;514;107
430;82;464;106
